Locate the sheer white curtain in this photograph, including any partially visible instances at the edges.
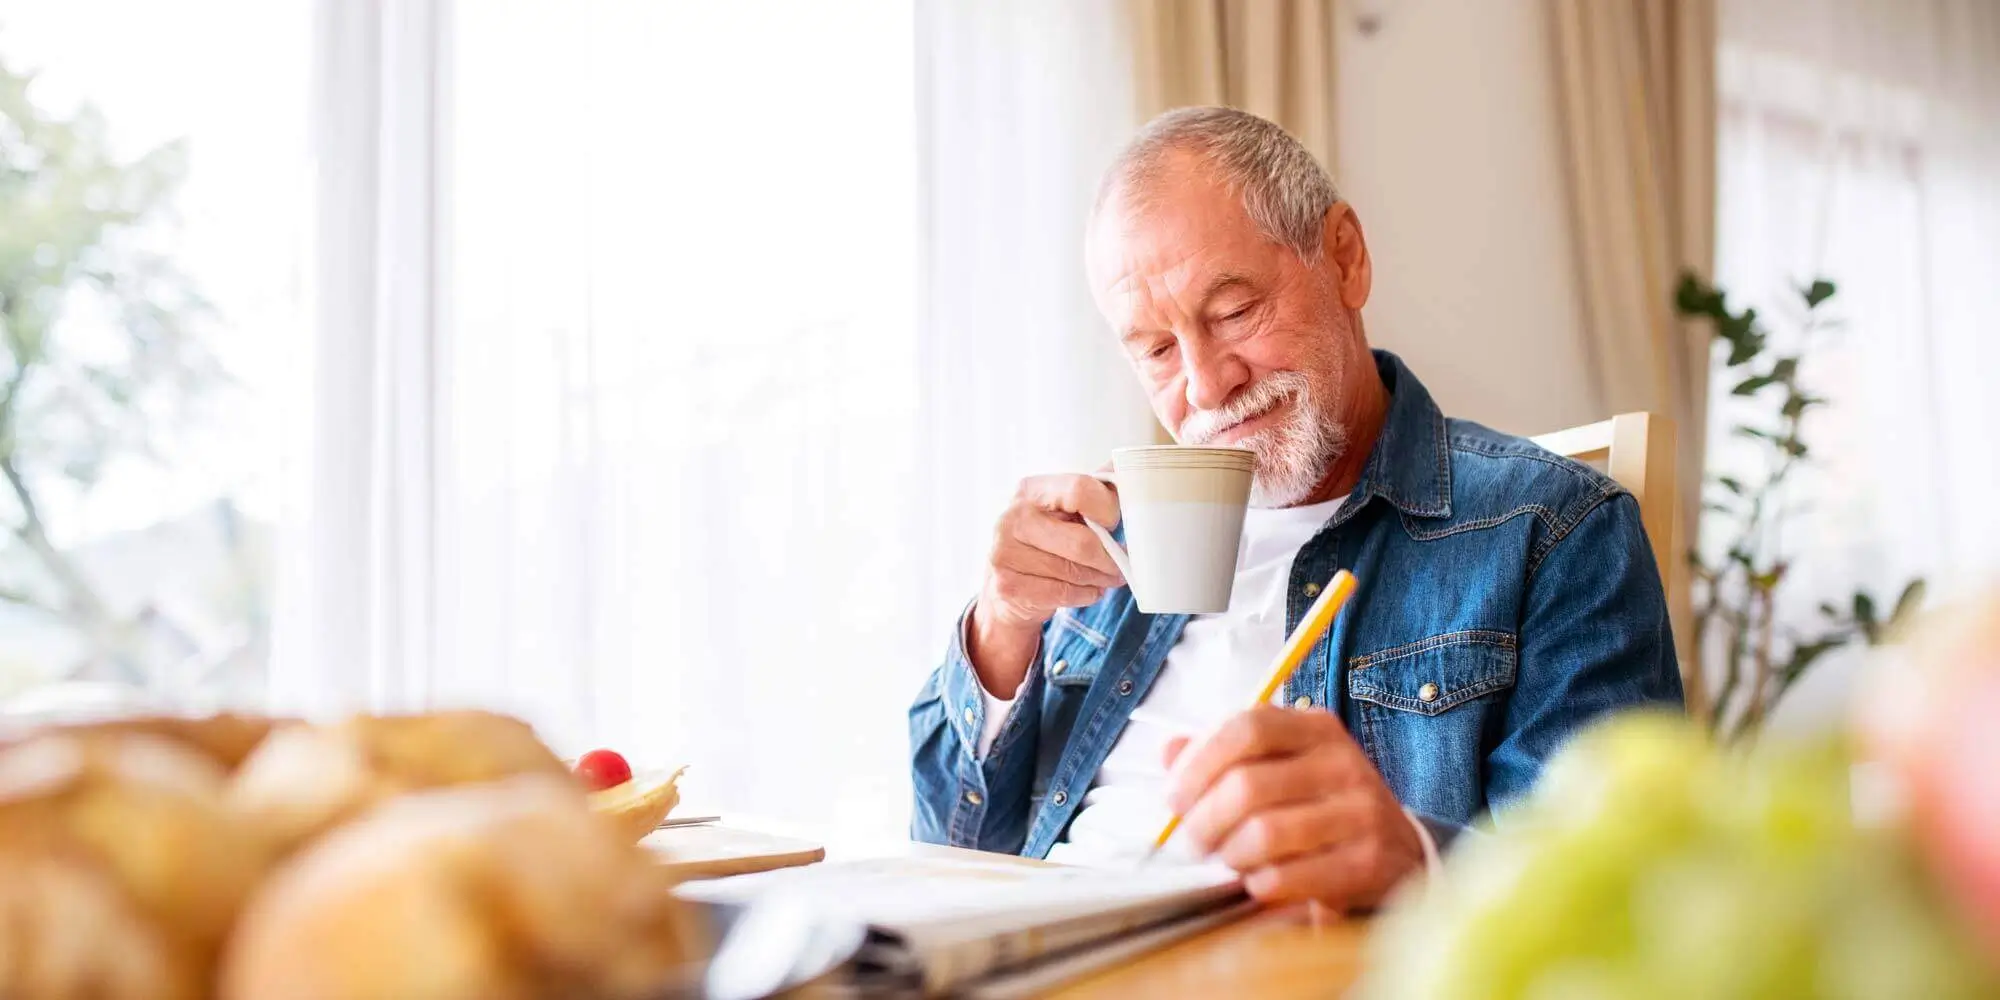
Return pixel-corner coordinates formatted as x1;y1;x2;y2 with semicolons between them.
271;0;446;715
915;0;1158;636
276;0;1147;839
1712;0;2000;730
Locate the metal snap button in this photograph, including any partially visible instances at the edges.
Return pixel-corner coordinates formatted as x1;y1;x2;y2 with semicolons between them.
1116;678;1134;696
1051;659;1068;676
1418;682;1441;703
1292;695;1312;709
1052;790;1068;806
964;790;983;806
1303;581;1322;597
962;705;976;724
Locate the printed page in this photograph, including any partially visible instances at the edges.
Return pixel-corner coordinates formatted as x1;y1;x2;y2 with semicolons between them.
677;856;1244;991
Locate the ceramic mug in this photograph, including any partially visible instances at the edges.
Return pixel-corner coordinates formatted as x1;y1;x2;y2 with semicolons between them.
1081;445;1256;614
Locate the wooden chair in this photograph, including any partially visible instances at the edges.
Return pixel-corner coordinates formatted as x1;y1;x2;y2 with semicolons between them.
1530;412;1677;587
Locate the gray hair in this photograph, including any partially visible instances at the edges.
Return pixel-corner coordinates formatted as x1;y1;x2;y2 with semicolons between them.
1094;106;1341;260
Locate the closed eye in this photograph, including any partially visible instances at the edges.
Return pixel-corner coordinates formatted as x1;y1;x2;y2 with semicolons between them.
1145;341;1174;360
1218;304;1253;322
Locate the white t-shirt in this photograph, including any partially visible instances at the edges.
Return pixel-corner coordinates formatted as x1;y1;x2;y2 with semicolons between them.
976;497;1347;865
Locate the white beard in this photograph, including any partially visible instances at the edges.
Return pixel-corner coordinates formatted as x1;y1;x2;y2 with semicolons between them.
1177;371;1347;508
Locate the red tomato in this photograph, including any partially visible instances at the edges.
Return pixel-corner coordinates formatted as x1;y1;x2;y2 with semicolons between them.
573;748;632;791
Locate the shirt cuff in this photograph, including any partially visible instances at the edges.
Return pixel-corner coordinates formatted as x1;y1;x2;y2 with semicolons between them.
1403;807;1444;877
949;601;1038;760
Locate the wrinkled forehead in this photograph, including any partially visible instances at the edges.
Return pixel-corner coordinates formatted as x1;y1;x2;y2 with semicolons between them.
1086;165;1278;325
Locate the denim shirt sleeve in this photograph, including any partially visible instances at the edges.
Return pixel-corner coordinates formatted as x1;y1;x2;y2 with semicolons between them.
1486;492;1683;813
907;604;1047;853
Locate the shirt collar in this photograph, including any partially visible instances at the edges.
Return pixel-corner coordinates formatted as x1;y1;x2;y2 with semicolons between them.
1343;349;1452;519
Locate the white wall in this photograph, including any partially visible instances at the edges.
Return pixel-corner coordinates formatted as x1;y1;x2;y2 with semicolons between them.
1335;0;1599;437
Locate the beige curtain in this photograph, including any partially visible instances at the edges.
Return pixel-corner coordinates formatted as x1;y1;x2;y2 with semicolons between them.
1128;0;1339;173
1547;0;1716;709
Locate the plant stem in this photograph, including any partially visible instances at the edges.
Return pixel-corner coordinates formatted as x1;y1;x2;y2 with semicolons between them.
0;583;58;612
1689;570;1720;728
0;456;111;627
1738;375;1808;741
1717;603;1747;736
1741;584;1776;742
0;453;145;684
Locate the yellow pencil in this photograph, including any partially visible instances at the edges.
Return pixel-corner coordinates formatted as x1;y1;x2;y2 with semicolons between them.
1146;569;1359;858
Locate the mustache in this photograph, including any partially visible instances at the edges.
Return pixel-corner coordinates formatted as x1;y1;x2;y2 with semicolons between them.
1178;372;1310;445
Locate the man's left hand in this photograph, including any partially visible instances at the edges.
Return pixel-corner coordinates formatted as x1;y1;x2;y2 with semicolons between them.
1164;704;1423;909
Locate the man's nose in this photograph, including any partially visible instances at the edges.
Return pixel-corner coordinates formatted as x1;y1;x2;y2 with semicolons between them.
1182;339;1250;413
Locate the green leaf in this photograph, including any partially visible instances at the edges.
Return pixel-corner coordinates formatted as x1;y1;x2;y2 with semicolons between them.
1721;307;1759;340
1818;601;1841;618
1769;357;1799;381
1726;338;1763;366
1781;637;1847;684
1889;579;1928;629
1675;274;1705;314
1732;375;1776;396
1853;592;1879;643
1675;272;1724;317
1717;476;1745;495
1782;438;1808;458
1735;425;1778;443
1780;395;1822;419
1802;279;1836;309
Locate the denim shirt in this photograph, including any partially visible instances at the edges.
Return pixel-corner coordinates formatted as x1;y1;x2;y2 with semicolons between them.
908;350;1682;858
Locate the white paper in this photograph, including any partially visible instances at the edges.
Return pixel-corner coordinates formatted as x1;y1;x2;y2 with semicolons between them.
677;856;1245;993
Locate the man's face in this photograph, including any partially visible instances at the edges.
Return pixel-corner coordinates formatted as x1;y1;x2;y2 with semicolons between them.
1087;155;1370;507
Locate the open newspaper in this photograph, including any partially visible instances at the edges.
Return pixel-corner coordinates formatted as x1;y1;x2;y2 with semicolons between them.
675;855;1246;996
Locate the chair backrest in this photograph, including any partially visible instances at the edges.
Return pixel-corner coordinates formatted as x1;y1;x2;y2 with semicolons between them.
1530;412;1677;582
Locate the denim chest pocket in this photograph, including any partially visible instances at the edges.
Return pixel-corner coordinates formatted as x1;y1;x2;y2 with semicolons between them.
1032;610;1110;812
1345;630;1516;820
1044;610;1110;690
1348;630;1517;714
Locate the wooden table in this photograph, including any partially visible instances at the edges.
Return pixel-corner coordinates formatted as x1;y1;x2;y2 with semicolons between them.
816;837;1372;998
645;824;827;880
1047;902;1369;998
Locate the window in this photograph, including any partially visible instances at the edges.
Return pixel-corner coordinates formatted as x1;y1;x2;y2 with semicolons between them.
6;0;1146;841
438;0;924;834
0;1;311;722
1711;0;2000;729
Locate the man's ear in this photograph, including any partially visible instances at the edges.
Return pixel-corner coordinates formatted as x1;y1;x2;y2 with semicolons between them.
1321;202;1372;310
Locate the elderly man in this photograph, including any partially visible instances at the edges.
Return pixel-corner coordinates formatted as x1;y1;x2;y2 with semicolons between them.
909;107;1681;908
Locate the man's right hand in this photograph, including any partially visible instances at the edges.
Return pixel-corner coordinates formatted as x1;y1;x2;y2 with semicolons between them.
967;474;1126;699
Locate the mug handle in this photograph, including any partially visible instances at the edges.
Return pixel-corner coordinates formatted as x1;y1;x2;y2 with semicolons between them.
1081;472;1134;583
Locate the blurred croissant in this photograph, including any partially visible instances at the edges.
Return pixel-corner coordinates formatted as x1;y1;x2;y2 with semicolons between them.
228;709;571;851
0;732;272;1000
220;776;706;1000
16;712;281;771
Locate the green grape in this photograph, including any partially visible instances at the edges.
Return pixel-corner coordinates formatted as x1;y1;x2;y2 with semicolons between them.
1700;737;1856;860
1629;851;1819;997
1519;958;1657;1000
1445;845;1627;996
1360;711;2000;1000
1816;851;1999;1000
1527;710;1709;845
